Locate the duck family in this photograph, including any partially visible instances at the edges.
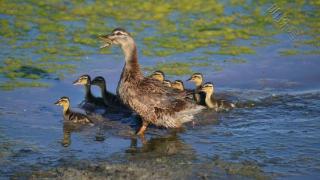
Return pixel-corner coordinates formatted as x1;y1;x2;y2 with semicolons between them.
54;28;235;136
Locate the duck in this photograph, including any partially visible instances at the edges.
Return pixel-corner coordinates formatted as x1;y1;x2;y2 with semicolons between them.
54;96;93;124
171;80;184;91
150;70;174;88
163;80;172;87
73;74;105;106
187;73;206;106
99;28;204;135
91;76;130;110
150;70;165;82
171;80;194;99
200;82;235;111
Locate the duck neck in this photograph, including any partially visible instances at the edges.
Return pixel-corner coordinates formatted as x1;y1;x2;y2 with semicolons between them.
196;81;202;89
63;103;70;115
99;84;108;99
205;91;215;108
84;84;93;100
121;42;143;80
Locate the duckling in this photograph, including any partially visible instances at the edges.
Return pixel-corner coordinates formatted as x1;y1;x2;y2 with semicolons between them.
171;80;185;91
73;74;105;106
99;28;204;135
91;76;129;110
54;96;93;124
150;70;165;82
200;82;235;111
187;73;206;106
163;80;172;87
150;71;174;88
171;80;194;99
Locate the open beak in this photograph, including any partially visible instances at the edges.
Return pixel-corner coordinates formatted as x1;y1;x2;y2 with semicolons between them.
99;34;113;49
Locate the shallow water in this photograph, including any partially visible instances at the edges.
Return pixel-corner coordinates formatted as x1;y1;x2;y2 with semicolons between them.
1;51;320;179
1;0;320;179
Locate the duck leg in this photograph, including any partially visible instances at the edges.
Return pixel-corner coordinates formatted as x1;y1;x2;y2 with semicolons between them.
136;121;148;136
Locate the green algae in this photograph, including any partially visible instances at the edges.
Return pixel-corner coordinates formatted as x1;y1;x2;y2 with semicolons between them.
0;0;319;90
0;81;49;91
224;58;247;64
145;62;210;76
205;46;256;56
303;50;320;55
0;58;75;81
146;62;194;76
279;49;300;56
212;158;269;180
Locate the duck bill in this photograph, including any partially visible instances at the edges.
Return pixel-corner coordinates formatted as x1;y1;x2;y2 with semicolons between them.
186;77;192;81
99;34;113;49
72;79;81;85
54;100;60;105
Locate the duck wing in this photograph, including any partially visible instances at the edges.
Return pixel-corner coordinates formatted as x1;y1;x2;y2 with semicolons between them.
136;77;193;111
69;112;93;124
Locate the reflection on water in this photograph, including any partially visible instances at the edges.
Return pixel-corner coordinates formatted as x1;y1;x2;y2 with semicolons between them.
126;132;193;157
61;123;91;147
62;124;72;147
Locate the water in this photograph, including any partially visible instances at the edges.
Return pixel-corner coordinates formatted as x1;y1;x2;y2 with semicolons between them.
1;49;319;179
1;1;320;179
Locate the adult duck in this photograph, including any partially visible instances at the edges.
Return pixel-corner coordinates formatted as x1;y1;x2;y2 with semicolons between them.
99;28;203;135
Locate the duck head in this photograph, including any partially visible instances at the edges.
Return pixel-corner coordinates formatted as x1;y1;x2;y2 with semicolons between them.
200;82;215;95
91;76;106;89
54;96;70;110
150;70;165;82
171;80;185;91
73;74;91;86
99;28;134;49
163;80;172;87
187;73;203;87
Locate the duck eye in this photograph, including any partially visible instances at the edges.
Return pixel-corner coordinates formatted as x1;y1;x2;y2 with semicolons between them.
116;32;122;35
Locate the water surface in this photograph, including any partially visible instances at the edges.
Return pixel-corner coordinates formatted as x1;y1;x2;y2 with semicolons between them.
0;0;320;179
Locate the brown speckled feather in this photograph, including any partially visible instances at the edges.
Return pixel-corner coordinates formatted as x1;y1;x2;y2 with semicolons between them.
111;32;203;128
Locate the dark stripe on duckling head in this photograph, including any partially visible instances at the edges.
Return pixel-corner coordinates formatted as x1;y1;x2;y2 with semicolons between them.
150;70;165;81
91;76;106;88
174;80;184;85
163;80;171;87
92;76;105;83
192;72;203;77
73;74;91;85
153;70;164;76
202;82;214;88
172;80;185;91
55;96;70;105
188;72;203;81
201;82;214;93
112;28;129;35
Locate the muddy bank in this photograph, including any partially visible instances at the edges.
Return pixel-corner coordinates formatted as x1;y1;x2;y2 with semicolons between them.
28;156;270;180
